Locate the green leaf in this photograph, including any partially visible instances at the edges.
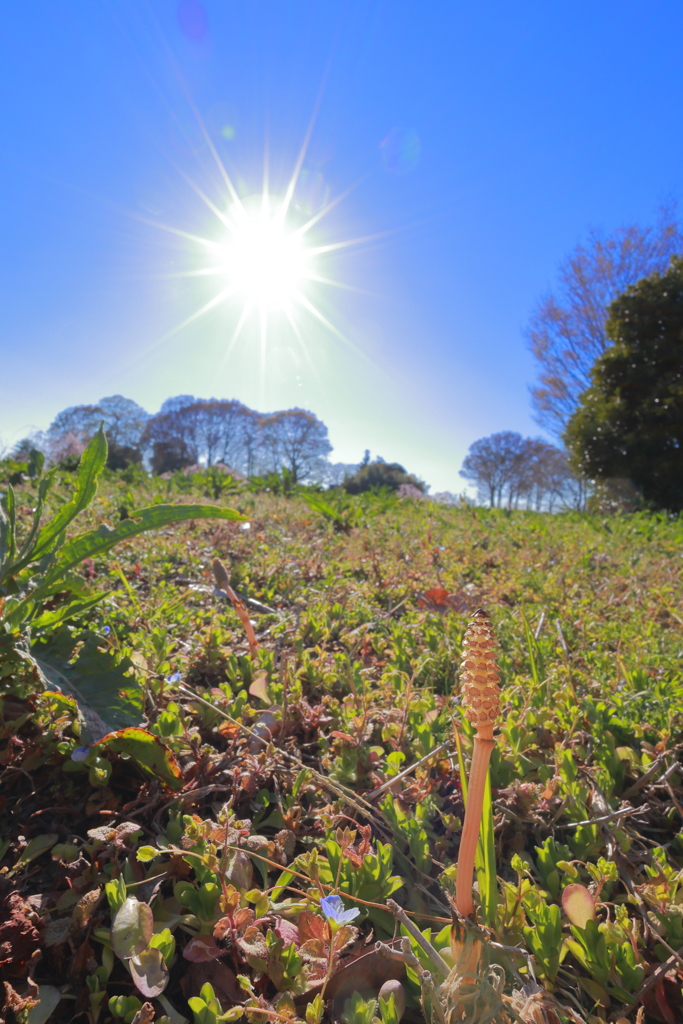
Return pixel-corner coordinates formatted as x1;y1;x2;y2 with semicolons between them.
0;494;11;572
15;470;57;564
32;629;142;741
136;845;160;862
28;447;45;479
475;768;498;928
29;426;108;566
30;592;107;631
97;728;183;791
13;833;59;870
44;503;247;583
111;896;153;959
0;484;17;568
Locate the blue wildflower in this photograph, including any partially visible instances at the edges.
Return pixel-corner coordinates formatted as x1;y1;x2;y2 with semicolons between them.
103;626;111;635
166;672;182;683
320;894;360;925
71;746;91;762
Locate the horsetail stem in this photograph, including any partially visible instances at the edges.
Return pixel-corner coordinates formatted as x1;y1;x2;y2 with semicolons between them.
455;608;501;918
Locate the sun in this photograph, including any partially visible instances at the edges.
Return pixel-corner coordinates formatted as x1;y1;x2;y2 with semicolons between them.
139;102;381;376
220;193;311;310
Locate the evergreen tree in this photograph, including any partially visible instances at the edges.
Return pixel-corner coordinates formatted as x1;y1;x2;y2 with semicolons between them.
564;256;683;510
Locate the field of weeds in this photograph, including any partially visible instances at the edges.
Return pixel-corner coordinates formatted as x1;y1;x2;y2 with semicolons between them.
2;438;683;1024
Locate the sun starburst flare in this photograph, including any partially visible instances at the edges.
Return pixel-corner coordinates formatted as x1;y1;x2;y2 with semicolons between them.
219;193;312;310
134;96;392;383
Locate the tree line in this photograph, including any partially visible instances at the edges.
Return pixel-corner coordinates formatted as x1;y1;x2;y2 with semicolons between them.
16;396;337;485
11;396;427;494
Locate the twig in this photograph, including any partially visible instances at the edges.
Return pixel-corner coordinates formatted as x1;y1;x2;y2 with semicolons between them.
554;618;569;653
366;741;450;799
374;941;421;970
533;611;545;640
563;805;639;828
622;752;672;798
386;898;450;979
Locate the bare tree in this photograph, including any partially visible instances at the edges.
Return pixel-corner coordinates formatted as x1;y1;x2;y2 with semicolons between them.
527;205;682;436
260;409;332;483
97;396;149;448
141;409;199;474
459;432;526;507
460;432;582;510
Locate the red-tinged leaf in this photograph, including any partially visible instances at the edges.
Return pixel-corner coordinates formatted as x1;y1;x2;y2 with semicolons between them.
272;916;299;947
94;728;183;790
248;671;270;704
183;935;223;962
330;732;356;744
298;911;327;943
562;883;596;928
416;589;478;614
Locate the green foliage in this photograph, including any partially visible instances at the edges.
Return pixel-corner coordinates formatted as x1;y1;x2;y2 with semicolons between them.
565;254;683;510
33;629;142;739
3;466;683;1024
302;490;356;532
343;458;425;494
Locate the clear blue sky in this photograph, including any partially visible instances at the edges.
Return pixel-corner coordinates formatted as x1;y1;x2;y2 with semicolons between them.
1;1;682;491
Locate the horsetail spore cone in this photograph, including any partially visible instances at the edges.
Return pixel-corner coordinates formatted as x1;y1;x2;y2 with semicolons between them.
456;608;501;918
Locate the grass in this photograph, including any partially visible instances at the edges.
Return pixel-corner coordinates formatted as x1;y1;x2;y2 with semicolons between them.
1;462;683;1024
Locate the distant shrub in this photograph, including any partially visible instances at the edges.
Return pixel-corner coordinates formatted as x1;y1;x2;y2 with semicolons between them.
343;459;425;495
107;443;143;471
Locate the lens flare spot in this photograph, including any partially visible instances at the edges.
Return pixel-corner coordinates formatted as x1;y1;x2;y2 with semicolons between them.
380;127;421;174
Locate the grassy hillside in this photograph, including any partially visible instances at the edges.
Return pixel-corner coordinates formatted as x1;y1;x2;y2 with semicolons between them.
2;463;683;1024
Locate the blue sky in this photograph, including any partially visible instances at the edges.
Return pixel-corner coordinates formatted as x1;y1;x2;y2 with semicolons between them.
1;1;682;491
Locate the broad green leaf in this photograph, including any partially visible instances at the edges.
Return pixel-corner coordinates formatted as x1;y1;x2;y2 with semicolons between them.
97;728;183;791
0;497;10;571
130;946;169;997
30;592;107;631
29;426;108;565
0;484;17;568
32;629;142;741
111;896;153;959
15;469;57;566
45;502;247;582
13;833;58;870
5;569;97;627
